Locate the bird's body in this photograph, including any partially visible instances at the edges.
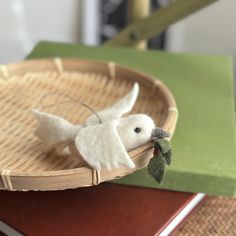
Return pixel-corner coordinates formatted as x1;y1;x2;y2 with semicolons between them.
32;83;169;170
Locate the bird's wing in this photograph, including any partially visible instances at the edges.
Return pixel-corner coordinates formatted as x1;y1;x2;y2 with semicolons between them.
75;120;135;170
85;83;139;125
32;109;81;150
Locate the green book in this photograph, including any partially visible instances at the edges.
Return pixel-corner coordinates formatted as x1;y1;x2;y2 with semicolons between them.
28;41;236;196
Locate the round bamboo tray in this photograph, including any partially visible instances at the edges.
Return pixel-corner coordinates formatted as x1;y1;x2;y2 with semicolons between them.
0;58;178;191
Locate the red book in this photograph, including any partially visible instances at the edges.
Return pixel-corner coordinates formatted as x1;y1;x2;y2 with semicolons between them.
0;184;205;236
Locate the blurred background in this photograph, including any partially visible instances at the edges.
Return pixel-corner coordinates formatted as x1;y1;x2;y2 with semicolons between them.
0;0;235;91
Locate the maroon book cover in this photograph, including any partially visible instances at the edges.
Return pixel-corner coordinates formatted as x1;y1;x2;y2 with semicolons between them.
0;183;205;236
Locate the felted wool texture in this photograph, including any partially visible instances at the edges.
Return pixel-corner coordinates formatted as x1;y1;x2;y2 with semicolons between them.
32;83;158;170
117;114;155;151
32;109;82;152
32;83;139;157
76;114;156;171
75;119;135;170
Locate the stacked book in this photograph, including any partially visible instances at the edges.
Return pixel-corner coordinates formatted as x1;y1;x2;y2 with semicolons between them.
0;185;205;236
0;42;235;235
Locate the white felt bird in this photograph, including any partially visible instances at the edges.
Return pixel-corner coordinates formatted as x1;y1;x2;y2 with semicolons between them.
32;83;170;170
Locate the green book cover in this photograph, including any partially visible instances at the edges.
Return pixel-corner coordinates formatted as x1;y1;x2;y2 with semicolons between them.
28;41;236;196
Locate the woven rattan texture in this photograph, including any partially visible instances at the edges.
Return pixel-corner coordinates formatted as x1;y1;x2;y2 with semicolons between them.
0;71;164;172
176;196;236;236
0;59;177;191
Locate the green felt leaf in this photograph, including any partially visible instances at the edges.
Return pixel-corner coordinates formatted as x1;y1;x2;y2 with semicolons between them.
148;154;166;184
163;149;172;166
153;138;172;165
154;138;171;154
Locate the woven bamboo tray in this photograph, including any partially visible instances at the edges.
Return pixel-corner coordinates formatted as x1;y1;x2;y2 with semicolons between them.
0;58;178;191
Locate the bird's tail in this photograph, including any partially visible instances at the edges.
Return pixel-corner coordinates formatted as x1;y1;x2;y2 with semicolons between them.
32;109;81;150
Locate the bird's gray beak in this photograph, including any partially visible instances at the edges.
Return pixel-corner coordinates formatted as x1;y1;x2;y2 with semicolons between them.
151;127;170;139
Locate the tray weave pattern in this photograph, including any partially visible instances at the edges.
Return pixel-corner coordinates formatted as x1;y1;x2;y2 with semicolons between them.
0;58;177;191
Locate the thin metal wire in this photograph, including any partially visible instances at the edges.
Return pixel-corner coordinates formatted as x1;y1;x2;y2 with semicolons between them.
37;92;102;124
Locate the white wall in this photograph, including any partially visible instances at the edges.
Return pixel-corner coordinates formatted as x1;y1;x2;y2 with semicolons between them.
166;0;236;82
0;0;81;63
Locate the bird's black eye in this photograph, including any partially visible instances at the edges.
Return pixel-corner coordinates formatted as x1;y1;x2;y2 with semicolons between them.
134;127;141;133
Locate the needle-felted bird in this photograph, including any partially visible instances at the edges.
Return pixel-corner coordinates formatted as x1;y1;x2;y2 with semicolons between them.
32;83;170;171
